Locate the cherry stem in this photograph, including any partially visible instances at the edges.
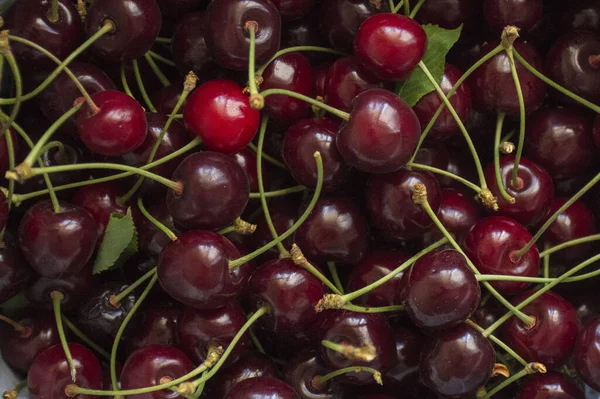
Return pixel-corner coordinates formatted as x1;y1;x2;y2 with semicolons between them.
47;0;59;22
249;185;307;198
246;312;266;354
404;0;411;15
321;340;377;362
228;152;324;269
246;21;260;100
76;0;86;21
388;0;396;11
407;162;482;193
475;262;600;284
2;380;26;399
290;244;342;295
258;88;350;120
506;48;527;188
418;61;487;191
177;347;224;395
51;290;77;382
155;37;172;44
62;315;110;361
247;142;287;169
120;64;135;98
327;261;345;294
217;218;257;236
342;303;405;313
147;51;177;68
412;183;536;327
540;234;600;258
408;0;425;18
542;242;550;282
144;52;170;88
467;320;528;366
132;59;157;112
110;267;158;307
137;196;177;241
317;366;383;386
494;112;515;203
40;141;68;164
256;46;346;76
392;0;405;14
0;314;26;332
479;363;546;399
515;171;600;258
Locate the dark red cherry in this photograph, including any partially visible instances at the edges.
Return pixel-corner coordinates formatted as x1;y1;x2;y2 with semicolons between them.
337;89;421;174
26;265;93;311
85;0;162;60
560;1;600;34
77;90;148;156
524;106;595;180
261;52;315;125
4;0;82;70
420;323;495;397
401;249;480;329
502;290;580;368
484;155;554;227
575;316;600;392
18;200;98;279
0;310;59;374
464;216;540;294
517;371;584;399
166;151;250;231
224;376;300;399
346;249;411;308
323;57;386;112
283;348;344;399
134;201;180;258
120;345;194;399
469;40;545;116
183;79;260;154
155;0;202;18
172;12;218;77
316;311;396;386
178;301;251;365
281;15;327;51
354;13;427;81
27;343;102;399
484;0;543;33
270;0;314;21
383;327;425;395
294;196;369;265
415;0;475;29
413;64;472;141
230;147;263;193
0;231;32;304
366;169;441;241
157;231;252;309
546;31;600;104
204;0;282;71
152;82;187;115
127;304;181;355
72;182;127;239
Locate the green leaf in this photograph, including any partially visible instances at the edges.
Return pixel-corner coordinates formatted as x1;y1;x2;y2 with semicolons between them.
93;208;138;275
397;24;463;106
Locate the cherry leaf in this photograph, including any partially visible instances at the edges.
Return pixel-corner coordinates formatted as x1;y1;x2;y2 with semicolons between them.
93;208;138;275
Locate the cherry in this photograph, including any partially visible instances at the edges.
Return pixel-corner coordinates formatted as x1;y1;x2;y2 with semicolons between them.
127;303;181;355
72;182;127;239
26;265;93;311
283;348;344;399
183;79;260;154
420;323;495;397
354;13;427;81
574;316;600;392
469;40;546;116
546;31;600;104
85;0;162;61
204;0;282;71
483;0;543;34
401;249;480;329
231;147;265;193
415;0;475;29
165;151;250;231
223;376;301;399
517;371;584;399
503;290;580;368
413;64;472;141
155;0;202;19
346;249;411;308
484;155;554;227
270;0;314;21
337;89;421;174
171;12;218;77
178;301;251;365
382;327;426;396
120;345;195;399
464;216;540;295
152;82;187;115
27;343;102;399
294;196;369;265
413;144;478;191
18;200;98;279
261;52;315;125
560;1;600;34
134;201;180;258
366;169;441;241
0;230;32;304
157;231;252;309
0;310;60;373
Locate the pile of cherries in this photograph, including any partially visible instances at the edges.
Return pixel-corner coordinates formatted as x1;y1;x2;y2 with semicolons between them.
2;0;600;398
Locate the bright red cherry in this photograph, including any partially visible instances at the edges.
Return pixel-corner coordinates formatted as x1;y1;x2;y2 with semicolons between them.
517;372;584;399
575;316;600;392
183;79;260;154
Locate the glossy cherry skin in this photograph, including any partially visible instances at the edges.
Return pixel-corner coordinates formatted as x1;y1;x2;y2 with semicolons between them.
546;31;600;104
157;231;252;310
464;216;540;294
323;57;386;112
183;79;260;154
152;82;187;115
354;13;427;81
85;0;162;60
127;304;181;355
26;265;93;311
366;169;441;241
420;323;495;397
469;40;545;116
401;249;480;329
294;196;369;264
574;317;600;392
27;343;102;399
337;89;421;174
134;201;181;258
283;349;344;399
0;311;59;373
270;0;314;20
224;376;301;399
413;64;472;141
346;249;410;308
0;231;32;304
524;106;595;180
503;291;580;368
204;0;282;71
231;147;264;193
416;0;475;29
171;12;217;77
484;155;554;227
316;311;395;386
383;327;426;396
178;301;251;365
120;345;194;399
261;52;315;125
166;151;250;231
77;90;148;156
4;0;82;70
483;0;543;33
18;200;98;279
517;372;584;399
72;182;127;239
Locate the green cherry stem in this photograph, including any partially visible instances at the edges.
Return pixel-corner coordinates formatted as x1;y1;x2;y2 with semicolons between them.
39;141;68;162
327;261;345;294
542;242;550;282
2;380;26;399
144;52;171;87
258;88;350;120
408;0;425;18
147;51;177;68
316;366;382;386
404;0;411;16
0;314;26;332
51;291;77;382
132;59;157;112
246;21;261;105
256;46;346;76
247;314;266;354
539;234;600;258
480;363;546;399
407;162;482;194
120;64;135;98
475;262;600;284
342;303;405;313
290;244;342;295
248;185;307;199
392;0;405;14
321;340;376;362
110;266;158;307
389;0;396;11
47;0;59;22
247;142;287;169
466;320;528;366
61;315;111;361
493;112;515;203
137;196;178;241
155;37;172;44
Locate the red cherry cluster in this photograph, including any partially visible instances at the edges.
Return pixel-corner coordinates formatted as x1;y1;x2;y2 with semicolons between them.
1;0;600;399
